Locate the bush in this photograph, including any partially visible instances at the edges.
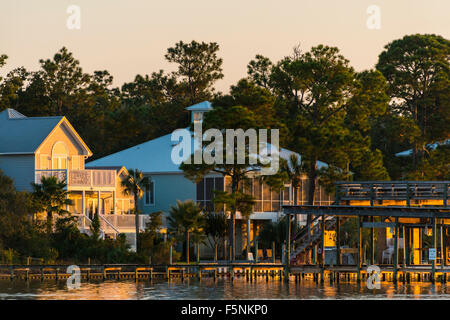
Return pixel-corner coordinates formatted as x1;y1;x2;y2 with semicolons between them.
1;248;19;264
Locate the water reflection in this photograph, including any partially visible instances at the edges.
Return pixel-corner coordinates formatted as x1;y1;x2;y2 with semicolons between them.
1;278;450;300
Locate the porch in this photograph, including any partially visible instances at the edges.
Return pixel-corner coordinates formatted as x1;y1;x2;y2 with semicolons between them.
35;169;116;191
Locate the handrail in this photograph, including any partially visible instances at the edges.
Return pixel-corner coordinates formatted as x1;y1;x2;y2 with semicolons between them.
76;215;105;239
98;214;120;235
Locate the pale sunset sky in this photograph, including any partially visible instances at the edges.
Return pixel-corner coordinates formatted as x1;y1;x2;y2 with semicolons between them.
1;0;449;92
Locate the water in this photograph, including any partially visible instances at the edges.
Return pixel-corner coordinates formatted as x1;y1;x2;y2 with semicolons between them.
1;278;450;299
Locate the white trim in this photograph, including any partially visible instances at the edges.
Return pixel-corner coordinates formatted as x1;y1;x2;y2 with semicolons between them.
35;117;92;156
51;141;68;170
144;180;155;206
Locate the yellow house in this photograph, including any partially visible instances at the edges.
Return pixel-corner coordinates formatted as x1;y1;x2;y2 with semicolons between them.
0;108;144;241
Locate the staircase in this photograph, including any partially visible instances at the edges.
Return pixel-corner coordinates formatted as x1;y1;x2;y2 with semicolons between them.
77;214;118;239
290;214;348;262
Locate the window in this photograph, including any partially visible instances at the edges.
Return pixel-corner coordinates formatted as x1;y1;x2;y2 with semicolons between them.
52;156;67;169
51;142;68;170
196;177;224;211
240;177;283;213
144;181;155;205
71;156;80;170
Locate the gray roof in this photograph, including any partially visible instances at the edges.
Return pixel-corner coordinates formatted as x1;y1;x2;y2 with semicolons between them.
0;109;63;154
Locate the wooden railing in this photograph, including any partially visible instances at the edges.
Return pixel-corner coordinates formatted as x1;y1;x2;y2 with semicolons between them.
74;214;150;233
35;169;116;188
336;181;449;205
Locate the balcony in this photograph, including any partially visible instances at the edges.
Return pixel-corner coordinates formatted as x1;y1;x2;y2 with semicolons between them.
336;181;450;204
35;169;116;189
76;214;150;234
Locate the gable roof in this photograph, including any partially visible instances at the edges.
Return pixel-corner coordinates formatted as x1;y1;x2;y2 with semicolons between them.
86;129;328;174
87;131;187;173
86;101;328;174
0;108;92;156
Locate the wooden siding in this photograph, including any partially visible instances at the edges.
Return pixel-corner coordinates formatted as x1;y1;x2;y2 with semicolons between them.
0;154;35;191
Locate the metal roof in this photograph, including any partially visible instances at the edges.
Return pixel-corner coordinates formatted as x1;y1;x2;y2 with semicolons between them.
0;108;92;155
0;109;63;154
185;101;213;111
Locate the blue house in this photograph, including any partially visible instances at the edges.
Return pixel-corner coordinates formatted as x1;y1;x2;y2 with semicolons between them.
87;101;333;256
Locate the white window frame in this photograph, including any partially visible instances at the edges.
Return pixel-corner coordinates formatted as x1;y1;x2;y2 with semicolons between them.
144;181;155;206
51;141;68;170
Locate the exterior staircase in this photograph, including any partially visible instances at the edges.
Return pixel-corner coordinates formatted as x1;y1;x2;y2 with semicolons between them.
76;214;139;251
290;214;348;262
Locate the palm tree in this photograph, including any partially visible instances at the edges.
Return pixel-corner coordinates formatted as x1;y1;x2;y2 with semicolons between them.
32;176;73;234
281;154;304;228
121;168;151;252
167;200;205;263
263;154;304;226
213;189;255;260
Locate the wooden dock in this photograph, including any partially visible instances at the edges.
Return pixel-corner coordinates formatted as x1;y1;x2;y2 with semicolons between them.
288;264;450;284
2;262;449;285
0;262;286;282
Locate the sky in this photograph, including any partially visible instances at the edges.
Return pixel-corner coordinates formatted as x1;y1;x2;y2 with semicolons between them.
1;0;449;93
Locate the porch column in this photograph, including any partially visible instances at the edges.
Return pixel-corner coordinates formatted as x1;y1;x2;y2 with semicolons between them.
444;224;447;267
320;214;325;283
393;217;398;283
403;225;407;268
97;191;101;215
357;215;361;282
336;216;341;266
441;221;444;270
82;190;85;216
432;216;436;283
371;216;375;265
246;219;251;254
113;191;116;215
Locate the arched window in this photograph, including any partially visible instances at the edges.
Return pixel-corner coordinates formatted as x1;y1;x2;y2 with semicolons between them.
52;142;68;170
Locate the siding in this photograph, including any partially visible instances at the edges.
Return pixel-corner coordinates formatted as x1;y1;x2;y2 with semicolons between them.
140;173;196;218
36;124;86;170
0;154;35;191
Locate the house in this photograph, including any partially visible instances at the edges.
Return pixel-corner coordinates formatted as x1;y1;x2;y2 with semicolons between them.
0;108;141;243
87;101;335;257
395;139;450;157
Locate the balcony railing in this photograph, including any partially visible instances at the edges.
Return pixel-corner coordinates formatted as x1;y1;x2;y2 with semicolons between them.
35;169;116;188
75;214;150;233
336;181;450;204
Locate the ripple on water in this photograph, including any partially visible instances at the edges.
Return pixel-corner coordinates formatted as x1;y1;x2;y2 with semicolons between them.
1;279;450;300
